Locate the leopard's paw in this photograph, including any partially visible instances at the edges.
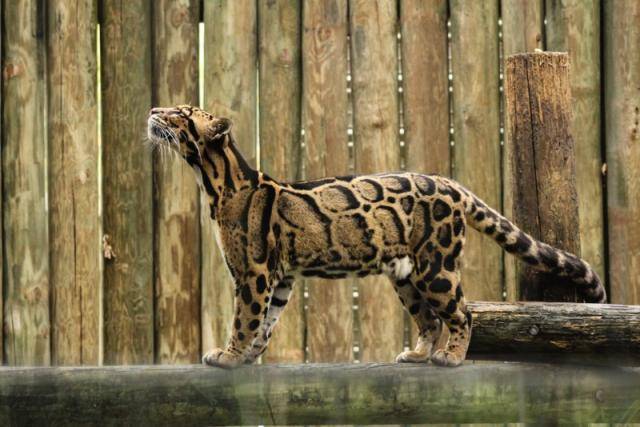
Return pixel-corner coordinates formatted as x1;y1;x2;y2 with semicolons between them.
202;348;244;369
431;349;464;367
394;349;430;363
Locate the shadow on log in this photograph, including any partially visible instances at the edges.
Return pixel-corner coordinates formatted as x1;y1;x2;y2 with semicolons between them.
1;363;639;425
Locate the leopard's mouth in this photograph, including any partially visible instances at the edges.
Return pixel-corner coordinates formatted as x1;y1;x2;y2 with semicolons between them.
147;115;179;150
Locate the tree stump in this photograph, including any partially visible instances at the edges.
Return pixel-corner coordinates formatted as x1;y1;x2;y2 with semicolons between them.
504;51;582;302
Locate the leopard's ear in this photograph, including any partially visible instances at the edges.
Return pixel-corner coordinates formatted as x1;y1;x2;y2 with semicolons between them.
208;117;232;142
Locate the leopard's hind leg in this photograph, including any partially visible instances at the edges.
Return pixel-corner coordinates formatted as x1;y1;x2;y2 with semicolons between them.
391;277;444;363
427;269;472;367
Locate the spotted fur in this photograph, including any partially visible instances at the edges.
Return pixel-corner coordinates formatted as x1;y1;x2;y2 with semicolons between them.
148;105;606;368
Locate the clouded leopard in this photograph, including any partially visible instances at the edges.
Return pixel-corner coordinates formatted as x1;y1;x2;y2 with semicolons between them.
148;105;606;368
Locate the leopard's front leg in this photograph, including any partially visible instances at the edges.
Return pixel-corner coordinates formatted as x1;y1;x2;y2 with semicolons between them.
244;276;295;363
203;272;273;368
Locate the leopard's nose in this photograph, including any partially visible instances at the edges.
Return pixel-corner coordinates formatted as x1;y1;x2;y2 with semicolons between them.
149;107;165;116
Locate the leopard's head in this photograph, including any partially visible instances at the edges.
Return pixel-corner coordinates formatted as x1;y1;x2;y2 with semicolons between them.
147;104;232;166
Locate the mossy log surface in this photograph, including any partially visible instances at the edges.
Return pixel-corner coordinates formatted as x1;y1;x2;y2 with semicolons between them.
1;362;639;425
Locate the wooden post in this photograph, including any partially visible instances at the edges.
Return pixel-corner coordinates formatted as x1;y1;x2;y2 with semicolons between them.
546;0;605;291
349;0;405;362
501;0;544;302
504;52;582;302
2;0;50;366
202;0;257;353
47;0;101;365
450;0;503;301
302;0;354;362
258;0;304;364
605;0;640;305
152;0;201;364
101;0;154;364
2;361;640;425
399;0;450;350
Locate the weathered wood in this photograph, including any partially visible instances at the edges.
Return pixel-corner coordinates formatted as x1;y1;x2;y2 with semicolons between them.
47;0;101;366
258;0;304;363
0;0;4;365
604;0;640;305
505;52;582;302
400;0;450;349
152;0;201;364
450;0;502;301
302;0;354;363
1;362;639;425
546;0;605;290
101;0;154;364
400;0;449;176
501;0;544;302
202;0;257;353
2;0;50;366
349;0;404;362
467;301;640;363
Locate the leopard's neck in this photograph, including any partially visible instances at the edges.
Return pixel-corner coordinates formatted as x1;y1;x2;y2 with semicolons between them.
196;133;272;221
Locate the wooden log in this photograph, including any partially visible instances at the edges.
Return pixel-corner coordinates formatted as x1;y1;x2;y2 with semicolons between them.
399;0;450;349
504;52;582;302
349;0;405;362
450;0;503;301
1;361;639;425
604;0;640;305
2;0;50;366
101;0;154;364
500;0;544;302
467;301;640;364
47;0;101;366
302;0;354;363
202;0;257;352
546;0;605;291
152;0;201;364
258;0;304;364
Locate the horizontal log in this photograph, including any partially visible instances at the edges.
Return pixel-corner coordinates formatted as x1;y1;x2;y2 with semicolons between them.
1;363;639;425
468;302;640;364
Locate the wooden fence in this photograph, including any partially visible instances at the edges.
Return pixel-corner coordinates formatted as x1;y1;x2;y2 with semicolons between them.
0;0;638;366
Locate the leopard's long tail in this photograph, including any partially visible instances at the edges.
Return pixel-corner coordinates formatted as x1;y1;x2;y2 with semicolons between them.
460;187;607;303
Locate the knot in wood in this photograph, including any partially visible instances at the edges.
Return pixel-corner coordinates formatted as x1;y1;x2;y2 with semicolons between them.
528;325;540;336
595;389;604;402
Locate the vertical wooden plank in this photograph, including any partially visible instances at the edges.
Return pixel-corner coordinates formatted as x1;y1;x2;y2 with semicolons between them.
2;0;50;366
400;0;449;349
202;0;257;354
152;0;201;364
0;0;4;365
101;0;154;365
48;0;101;365
605;0;640;304
501;0;544;55
303;0;354;363
546;0;605;289
450;0;502;301
501;0;544;301
401;0;449;176
258;0;304;363
350;0;404;362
